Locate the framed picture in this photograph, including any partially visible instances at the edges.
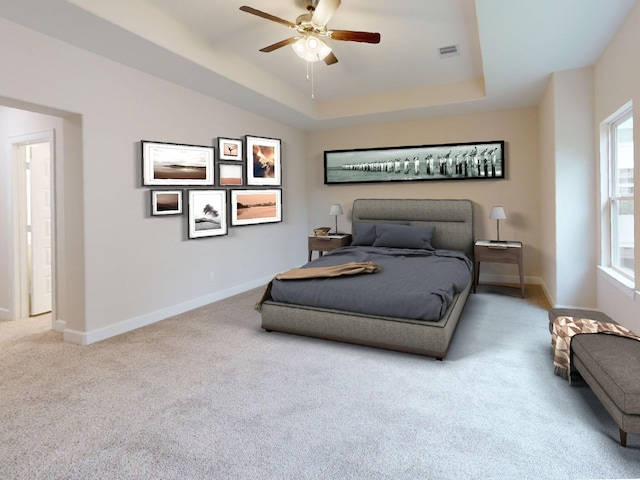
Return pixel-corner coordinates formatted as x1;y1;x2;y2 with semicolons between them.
151;190;183;216
245;135;281;186
324;140;505;185
218;163;243;186
142;140;214;186
187;190;228;238
217;137;243;161
231;189;282;226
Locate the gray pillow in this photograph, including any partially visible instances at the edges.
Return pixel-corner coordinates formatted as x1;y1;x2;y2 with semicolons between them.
351;222;377;246
372;223;435;249
351;222;409;246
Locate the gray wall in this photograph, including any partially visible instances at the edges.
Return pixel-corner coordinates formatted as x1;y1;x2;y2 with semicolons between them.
0;17;308;343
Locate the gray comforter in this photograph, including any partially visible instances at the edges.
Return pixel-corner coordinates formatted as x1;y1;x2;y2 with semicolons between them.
270;246;472;321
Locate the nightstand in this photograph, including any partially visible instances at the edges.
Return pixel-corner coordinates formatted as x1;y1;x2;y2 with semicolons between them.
473;240;524;297
308;234;352;261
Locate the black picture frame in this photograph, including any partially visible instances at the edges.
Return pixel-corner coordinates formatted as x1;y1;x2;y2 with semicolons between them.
324;140;505;185
245;135;281;186
217;137;243;161
230;189;282;226
150;190;183;216
187;190;228;238
142;140;214;186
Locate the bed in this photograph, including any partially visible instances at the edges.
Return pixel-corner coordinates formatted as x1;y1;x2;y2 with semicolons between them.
259;198;475;359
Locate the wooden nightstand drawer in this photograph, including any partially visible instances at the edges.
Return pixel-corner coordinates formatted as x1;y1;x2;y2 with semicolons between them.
473;240;524;297
308;234;352;261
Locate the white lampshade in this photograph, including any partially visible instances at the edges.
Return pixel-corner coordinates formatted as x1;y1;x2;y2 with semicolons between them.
292;36;332;63
489;206;506;220
329;204;343;216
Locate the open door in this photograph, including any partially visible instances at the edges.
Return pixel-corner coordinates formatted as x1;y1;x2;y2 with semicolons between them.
27;141;53;316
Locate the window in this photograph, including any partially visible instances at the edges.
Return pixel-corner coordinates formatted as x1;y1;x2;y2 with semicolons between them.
606;107;634;281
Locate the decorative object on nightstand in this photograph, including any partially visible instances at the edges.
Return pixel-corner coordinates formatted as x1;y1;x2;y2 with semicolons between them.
489;206;507;243
329;203;343;234
473;240;525;297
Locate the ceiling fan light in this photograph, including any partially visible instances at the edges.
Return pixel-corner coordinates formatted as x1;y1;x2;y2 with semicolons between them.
292;36;331;62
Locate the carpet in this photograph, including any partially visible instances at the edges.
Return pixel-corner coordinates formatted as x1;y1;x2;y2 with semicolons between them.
0;285;638;480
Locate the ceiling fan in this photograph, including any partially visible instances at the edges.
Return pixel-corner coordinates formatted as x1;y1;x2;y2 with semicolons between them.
239;0;381;65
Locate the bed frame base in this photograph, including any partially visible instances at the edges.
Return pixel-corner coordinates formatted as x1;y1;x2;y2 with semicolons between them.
261;281;471;360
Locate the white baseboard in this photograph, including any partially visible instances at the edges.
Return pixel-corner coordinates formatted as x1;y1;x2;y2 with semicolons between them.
54;318;66;333
0;307;11;321
63;275;272;346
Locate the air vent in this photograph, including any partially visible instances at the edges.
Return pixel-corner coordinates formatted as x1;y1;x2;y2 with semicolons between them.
438;44;460;58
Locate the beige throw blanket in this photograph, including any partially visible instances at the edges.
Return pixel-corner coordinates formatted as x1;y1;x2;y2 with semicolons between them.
254;261;381;312
551;315;640;383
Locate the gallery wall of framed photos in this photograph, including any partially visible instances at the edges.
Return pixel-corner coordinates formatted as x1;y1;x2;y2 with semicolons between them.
141;135;283;239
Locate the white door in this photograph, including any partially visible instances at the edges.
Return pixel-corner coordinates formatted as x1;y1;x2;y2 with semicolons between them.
27;141;52;316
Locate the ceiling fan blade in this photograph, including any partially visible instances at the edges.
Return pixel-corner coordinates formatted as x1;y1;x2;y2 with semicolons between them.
328;30;381;44
311;0;341;27
323;51;338;65
259;37;299;53
239;6;296;29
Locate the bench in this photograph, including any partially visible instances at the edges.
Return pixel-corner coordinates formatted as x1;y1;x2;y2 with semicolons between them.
549;308;640;447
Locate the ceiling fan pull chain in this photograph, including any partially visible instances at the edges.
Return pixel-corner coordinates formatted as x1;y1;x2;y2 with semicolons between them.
311;61;315;101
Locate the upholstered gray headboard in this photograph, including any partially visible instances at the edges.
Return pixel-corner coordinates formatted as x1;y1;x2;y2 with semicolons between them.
351;198;474;260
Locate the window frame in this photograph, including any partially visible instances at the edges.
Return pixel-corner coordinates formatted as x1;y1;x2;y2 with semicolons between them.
603;105;634;283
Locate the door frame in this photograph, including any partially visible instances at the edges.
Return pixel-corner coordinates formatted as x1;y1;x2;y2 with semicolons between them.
10;130;56;323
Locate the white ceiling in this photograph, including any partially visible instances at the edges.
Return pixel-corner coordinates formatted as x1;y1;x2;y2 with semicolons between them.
0;0;637;130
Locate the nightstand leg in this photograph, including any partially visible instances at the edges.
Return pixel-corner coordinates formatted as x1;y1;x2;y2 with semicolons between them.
518;259;525;297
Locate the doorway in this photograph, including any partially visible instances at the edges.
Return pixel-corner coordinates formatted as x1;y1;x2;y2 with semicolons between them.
11;131;55;321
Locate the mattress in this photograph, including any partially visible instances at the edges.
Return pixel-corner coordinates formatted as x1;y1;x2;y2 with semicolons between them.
269;245;472;322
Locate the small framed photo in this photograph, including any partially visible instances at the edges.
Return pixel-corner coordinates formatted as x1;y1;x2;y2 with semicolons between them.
151;190;183;216
231;189;282;226
188;190;228;238
245;135;281;186
217;137;243;161
142;140;214;186
219;163;243;186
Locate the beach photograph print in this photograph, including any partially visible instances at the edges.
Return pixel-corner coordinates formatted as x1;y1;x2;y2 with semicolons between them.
324;140;504;185
231;189;282;226
151;190;182;216
245;135;281;186
188;190;228;238
142;140;214;186
219;163;243;186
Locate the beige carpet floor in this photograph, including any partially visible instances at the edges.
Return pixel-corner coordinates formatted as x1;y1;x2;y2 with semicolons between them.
1;285;638;480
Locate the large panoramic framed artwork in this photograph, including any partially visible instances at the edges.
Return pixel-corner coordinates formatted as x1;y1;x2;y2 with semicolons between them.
187;190;228;238
230;189;282;226
245;135;281;186
142;140;215;186
324;140;505;185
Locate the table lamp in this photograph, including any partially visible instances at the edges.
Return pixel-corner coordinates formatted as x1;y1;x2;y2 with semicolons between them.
489;206;507;243
329;204;343;234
